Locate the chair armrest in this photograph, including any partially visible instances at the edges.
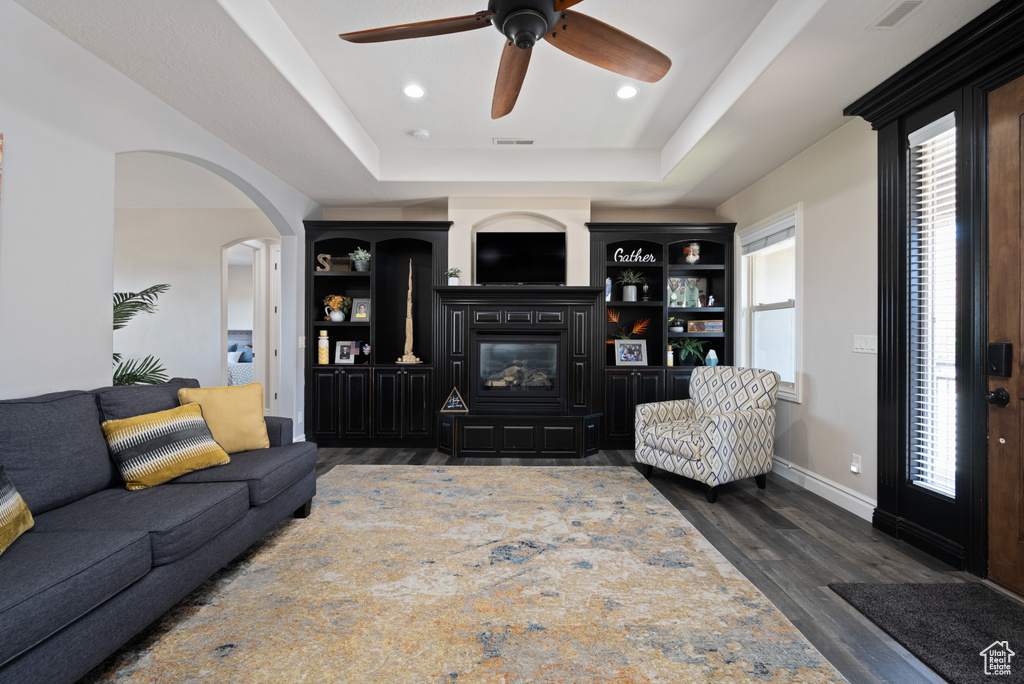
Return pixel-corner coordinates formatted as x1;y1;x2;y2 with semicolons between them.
264;416;293;447
705;409;775;453
635;399;697;432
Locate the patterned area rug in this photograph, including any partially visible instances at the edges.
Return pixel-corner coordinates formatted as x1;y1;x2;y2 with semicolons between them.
87;466;845;682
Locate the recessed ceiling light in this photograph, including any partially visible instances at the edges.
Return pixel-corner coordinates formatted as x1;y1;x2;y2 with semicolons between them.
616;85;638;100
404;84;425;98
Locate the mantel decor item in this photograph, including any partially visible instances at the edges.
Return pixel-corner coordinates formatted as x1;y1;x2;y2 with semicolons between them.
688;320;724;333
335;341;355;364
351;298;371;322
397;259;422;364
614;339;648;366
684;242;701;264
349;247;371;272
445;267;462;286
318;330;330;364
440;387;469;414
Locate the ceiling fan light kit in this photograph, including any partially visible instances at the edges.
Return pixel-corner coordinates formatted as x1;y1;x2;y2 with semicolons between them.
339;0;670;118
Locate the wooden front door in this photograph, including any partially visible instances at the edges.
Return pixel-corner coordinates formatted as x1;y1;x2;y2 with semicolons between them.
988;73;1024;595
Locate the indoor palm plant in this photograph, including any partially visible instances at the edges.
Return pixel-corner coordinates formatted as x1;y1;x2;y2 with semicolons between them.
671;338;709;366
112;284;170;385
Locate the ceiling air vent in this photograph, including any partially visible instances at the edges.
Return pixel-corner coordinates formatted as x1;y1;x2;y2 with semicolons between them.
492;138;535;146
869;0;926;30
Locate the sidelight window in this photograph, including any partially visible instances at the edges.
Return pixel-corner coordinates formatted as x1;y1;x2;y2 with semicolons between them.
907;113;957;498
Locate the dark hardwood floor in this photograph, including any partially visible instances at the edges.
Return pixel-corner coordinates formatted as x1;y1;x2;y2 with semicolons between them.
316;446;988;684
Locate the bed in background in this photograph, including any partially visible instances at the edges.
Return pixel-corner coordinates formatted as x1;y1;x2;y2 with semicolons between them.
227;329;253;386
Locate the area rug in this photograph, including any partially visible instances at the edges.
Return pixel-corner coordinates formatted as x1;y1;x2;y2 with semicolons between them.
87;466;845;682
830;582;1024;683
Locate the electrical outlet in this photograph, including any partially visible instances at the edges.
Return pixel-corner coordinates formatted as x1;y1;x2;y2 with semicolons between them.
850;453;862;474
299;335;306;349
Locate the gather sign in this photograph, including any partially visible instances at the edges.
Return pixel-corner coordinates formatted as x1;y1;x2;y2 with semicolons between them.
613;248;656;263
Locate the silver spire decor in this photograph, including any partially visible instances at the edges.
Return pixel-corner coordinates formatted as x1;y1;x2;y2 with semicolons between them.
397;259;421;364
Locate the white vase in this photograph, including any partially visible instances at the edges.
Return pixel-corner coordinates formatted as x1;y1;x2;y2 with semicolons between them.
623;284;637;302
448;277;459;286
327;309;346;322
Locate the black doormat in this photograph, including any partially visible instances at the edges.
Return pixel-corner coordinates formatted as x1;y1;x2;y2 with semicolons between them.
829;582;1024;683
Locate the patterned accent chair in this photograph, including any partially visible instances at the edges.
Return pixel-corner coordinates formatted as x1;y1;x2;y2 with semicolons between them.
634;366;780;502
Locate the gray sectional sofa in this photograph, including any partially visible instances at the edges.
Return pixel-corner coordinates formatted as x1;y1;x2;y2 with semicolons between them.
0;378;317;684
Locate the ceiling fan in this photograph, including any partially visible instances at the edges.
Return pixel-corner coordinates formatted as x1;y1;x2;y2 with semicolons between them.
339;0;671;119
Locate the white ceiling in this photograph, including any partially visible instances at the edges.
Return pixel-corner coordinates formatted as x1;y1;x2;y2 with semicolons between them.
16;0;1000;210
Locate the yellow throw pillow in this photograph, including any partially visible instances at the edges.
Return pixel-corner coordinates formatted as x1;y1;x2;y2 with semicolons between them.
0;464;34;556
102;403;230;490
177;383;269;455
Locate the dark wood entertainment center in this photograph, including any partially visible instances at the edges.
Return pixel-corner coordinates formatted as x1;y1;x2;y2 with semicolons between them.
303;220;735;455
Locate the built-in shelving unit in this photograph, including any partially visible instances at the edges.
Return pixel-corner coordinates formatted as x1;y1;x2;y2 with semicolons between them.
304;221;449;446
589;223;736;445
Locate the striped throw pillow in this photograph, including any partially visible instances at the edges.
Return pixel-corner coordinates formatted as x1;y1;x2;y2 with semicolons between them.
102;403;230;490
0;464;34;556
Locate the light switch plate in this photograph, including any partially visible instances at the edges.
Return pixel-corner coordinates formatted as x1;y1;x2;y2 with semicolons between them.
853;335;877;354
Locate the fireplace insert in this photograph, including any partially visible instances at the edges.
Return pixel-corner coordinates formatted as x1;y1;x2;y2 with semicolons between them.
472;332;565;412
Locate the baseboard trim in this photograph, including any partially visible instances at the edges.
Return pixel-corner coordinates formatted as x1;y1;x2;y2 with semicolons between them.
294;433;307;443
771;456;876;522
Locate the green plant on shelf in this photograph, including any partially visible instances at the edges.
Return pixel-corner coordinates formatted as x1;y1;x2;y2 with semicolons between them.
614;268;645;285
349;247;371;262
671;338;709;365
444;267;462;278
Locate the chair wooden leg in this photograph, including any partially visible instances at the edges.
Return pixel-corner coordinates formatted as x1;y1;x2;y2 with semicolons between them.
755;474;767;490
643;464;654;478
705;486;718;503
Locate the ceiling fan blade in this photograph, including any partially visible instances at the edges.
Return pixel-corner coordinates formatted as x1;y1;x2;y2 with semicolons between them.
554;0;587;9
545;10;671;83
492;42;532;119
340;12;493;44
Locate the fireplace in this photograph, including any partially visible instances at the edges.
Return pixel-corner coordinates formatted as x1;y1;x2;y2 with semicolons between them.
473;332;566;412
436;286;603;458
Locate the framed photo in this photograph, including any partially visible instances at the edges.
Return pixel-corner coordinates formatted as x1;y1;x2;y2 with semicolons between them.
669;277;707;308
351;298;371;322
614;339;648;366
334;340;355;364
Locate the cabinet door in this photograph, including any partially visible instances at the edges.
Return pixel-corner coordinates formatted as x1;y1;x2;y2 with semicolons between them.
311;369;340;439
403;368;434;438
373;368;402;438
603;370;636;441
636;369;665;406
666;368;693;400
340;368;371;438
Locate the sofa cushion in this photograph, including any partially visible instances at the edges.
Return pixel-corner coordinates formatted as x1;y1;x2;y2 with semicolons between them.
0;529;151;667
93;377;201;423
102;403;230;490
177;384;270;454
170;442;316;505
32;482;248;566
0;464;34;556
0;391;116;513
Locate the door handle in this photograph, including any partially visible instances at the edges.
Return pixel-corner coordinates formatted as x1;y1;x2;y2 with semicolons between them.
987;388;1010;407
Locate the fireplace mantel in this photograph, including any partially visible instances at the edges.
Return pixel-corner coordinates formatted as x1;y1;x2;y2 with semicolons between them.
435;286;603;457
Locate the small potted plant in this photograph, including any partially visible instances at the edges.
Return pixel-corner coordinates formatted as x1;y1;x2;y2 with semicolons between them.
445;267;462;286
671;338;709;366
615;269;645;302
323;294;352;322
349;247;371;272
668;316;685;333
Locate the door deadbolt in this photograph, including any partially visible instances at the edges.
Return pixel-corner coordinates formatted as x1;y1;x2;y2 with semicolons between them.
987;388;1010;407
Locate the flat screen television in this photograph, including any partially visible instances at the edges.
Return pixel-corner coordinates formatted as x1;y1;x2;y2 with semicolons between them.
475;232;566;285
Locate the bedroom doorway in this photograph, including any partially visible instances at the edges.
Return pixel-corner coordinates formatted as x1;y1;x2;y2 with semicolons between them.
223;238;281;415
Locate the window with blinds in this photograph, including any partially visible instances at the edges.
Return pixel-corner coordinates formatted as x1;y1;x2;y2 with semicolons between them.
907;113;957;498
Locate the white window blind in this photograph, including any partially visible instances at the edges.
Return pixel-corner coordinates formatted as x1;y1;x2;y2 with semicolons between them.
907;113;957;498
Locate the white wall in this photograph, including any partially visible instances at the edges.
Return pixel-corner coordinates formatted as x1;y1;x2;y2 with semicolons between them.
114;209;275;388
0;2;319;432
227;264;255;331
717;119;878;517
